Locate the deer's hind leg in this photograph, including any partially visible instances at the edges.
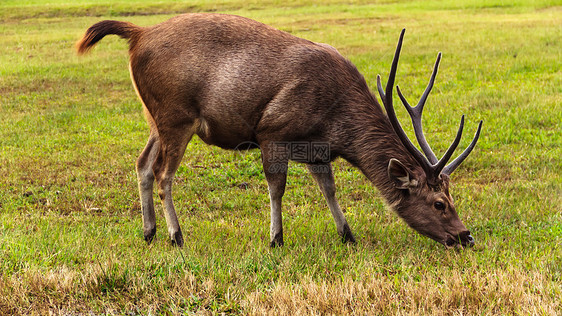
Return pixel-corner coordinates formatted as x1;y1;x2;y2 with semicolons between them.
136;127;160;244
130;62;197;247
151;119;197;247
135;99;197;247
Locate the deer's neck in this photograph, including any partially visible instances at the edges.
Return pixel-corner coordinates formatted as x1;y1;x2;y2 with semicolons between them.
341;100;419;206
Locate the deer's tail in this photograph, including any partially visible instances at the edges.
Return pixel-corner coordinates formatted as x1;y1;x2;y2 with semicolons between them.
76;20;142;55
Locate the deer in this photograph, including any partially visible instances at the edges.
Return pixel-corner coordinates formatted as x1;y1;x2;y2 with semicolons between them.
76;13;482;248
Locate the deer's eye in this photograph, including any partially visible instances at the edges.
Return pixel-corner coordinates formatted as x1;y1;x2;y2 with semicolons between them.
434;201;445;211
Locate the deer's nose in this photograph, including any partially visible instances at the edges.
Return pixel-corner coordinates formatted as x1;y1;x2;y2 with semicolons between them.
460;231;475;247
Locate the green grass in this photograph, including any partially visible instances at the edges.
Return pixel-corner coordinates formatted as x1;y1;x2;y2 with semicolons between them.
1;0;561;314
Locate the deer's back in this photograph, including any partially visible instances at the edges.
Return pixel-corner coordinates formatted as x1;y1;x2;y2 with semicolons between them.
130;13;371;151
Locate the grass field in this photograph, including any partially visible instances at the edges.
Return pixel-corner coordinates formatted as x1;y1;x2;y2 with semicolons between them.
1;0;561;314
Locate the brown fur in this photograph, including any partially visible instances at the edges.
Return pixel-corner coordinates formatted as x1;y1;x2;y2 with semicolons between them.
77;13;475;247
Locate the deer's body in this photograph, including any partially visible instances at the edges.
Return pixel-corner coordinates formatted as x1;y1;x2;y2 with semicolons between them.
130;15;378;155
77;13;481;248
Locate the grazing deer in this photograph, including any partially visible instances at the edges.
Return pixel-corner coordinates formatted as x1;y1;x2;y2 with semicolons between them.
76;13;482;248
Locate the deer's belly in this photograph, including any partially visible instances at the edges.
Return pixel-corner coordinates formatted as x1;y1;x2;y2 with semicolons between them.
195;117;258;150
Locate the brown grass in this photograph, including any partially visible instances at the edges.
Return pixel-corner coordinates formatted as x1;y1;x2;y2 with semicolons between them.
0;265;220;315
1;266;558;315
243;269;559;315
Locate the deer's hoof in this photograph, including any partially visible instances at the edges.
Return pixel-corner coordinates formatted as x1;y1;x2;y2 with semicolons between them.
170;230;184;248
270;232;284;248
144;227;156;244
340;223;356;244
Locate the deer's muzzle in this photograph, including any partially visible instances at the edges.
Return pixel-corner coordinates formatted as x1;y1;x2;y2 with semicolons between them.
446;230;475;248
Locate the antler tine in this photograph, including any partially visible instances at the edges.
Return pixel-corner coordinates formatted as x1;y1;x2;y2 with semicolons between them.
379;29;432;175
396;86;437;164
395;53;442;164
377;75;385;101
442;120;483;175
385;28;404;104
377;28;405;104
433;115;464;175
418;53;441;112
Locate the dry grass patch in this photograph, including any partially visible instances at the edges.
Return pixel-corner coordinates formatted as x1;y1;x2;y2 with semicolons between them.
243;268;560;315
0;264;230;315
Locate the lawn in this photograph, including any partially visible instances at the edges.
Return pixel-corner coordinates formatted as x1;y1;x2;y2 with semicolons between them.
0;0;560;314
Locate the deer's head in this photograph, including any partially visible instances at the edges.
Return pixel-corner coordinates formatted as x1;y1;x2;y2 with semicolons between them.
379;30;482;248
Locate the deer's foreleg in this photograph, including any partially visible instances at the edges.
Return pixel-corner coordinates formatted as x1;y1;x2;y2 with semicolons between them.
261;141;289;247
307;163;355;243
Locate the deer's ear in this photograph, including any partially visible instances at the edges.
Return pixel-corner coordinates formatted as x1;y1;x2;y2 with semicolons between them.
388;158;417;190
